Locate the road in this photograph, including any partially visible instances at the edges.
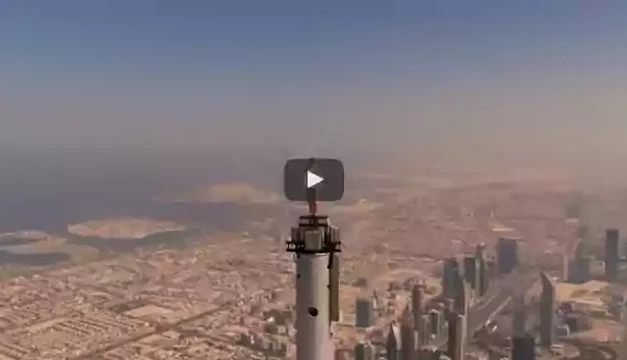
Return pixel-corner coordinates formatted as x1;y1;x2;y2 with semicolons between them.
69;301;234;360
563;338;618;360
433;269;538;349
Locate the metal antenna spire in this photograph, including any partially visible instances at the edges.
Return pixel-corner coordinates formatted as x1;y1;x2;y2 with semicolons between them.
306;158;318;216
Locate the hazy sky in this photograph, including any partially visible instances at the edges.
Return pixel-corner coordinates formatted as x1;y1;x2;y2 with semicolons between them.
2;1;627;156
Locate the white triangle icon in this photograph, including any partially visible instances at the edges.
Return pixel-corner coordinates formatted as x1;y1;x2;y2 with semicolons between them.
306;170;324;188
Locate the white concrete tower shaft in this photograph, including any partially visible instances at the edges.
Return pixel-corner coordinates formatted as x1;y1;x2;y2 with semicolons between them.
287;214;341;360
295;251;332;360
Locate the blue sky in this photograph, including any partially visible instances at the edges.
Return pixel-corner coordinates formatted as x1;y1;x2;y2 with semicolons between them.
2;1;627;155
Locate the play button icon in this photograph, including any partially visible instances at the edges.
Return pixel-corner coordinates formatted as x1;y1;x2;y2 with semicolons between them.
284;158;344;202
306;170;324;188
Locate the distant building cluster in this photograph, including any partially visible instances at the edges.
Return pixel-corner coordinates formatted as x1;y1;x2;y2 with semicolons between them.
349;240;510;360
345;231;625;360
567;228;627;284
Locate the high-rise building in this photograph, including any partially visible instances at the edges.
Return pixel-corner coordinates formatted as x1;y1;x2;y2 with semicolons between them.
454;275;469;316
486;260;497;286
429;309;441;337
562;253;569;281
475;243;488;297
574;238;585;260
355;297;375;328
354;341;376;360
446;312;466;360
443;258;468;318
497;237;519;274
512;334;536;360
512;296;527;338
605;228;619;281
400;314;417;360
580;256;592;282
411;283;424;331
442;298;455;338
386;321;402;360
569;240;592;284
372;290;382;316
443;298;454;313
442;258;460;300
420;313;433;345
463;255;479;294
539;272;555;347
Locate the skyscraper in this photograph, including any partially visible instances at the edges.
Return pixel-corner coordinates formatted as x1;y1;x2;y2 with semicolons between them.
355;297;375;328
486;260;497;286
446;312;466;360
442;258;460;300
454;274;469;316
428;309;441;337
463;255;479;294
512;334;536;360
605;228;619;281
400;312;417;360
512;296;527;338
386;321;402;360
411;283;424;331
497;237;519;274
539;272;555;347
574;237;585;260
420;313;433;345
442;298;454;324
569;240;591;284
475;243;488;297
562;253;569;281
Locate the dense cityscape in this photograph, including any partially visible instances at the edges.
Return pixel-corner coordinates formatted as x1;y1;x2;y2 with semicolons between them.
0;167;623;359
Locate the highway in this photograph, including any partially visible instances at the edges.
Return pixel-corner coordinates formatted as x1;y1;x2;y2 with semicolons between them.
563;338;618;360
362;267;538;351
69;301;235;360
433;269;538;349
